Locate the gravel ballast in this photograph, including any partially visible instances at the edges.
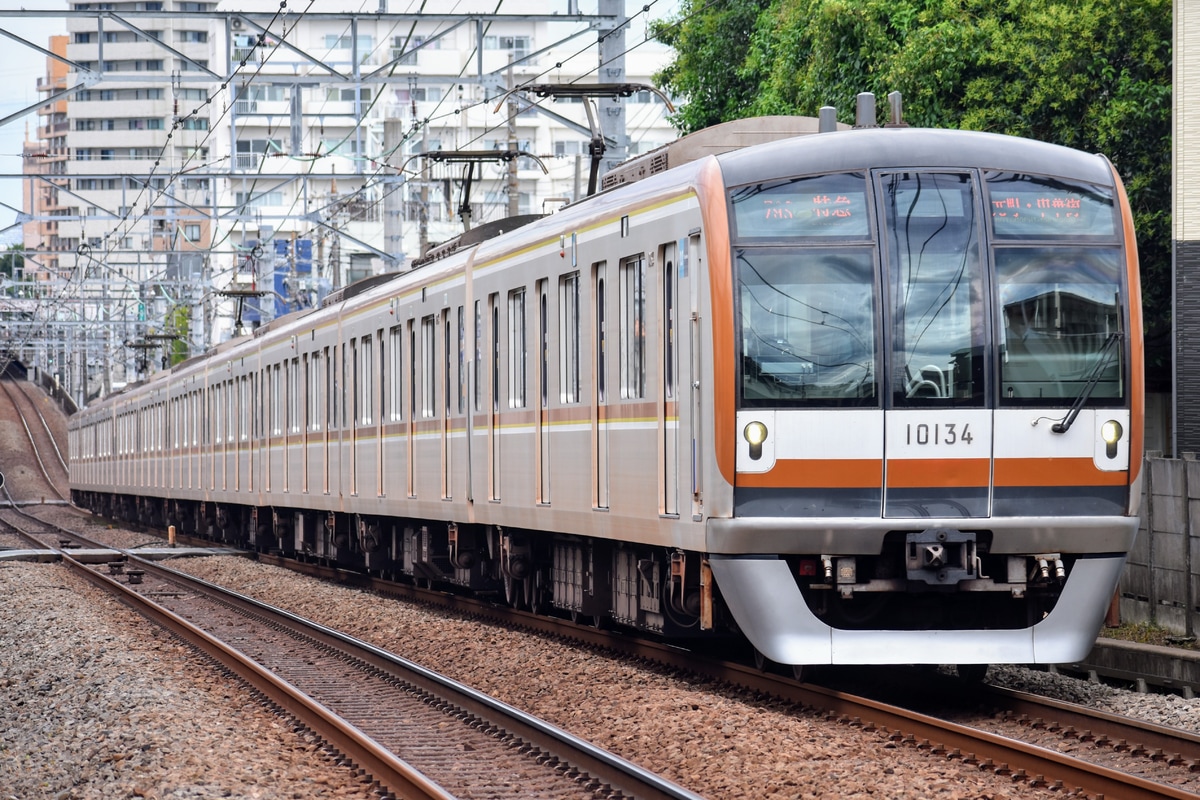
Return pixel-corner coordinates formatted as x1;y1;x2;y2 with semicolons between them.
5;507;1200;798
0;559;381;800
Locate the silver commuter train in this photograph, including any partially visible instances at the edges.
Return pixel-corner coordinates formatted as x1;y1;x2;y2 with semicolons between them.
71;110;1144;669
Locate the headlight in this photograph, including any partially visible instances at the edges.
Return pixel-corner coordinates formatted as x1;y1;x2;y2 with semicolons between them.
744;421;768;460
1101;419;1123;459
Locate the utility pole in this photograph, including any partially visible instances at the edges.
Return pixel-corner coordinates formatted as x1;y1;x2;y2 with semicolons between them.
507;59;519;218
597;0;629;176
419;126;430;258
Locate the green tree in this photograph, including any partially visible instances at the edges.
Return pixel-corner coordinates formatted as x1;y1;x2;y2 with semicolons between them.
0;245;24;296
651;0;773;134
166;304;191;367
654;0;1172;385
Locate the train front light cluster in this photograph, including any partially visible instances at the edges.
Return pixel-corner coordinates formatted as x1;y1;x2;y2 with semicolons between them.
743;421;768;460
1101;419;1124;459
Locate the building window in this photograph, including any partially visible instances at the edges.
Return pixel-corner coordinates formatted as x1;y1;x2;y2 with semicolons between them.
183;224;201;242
483;35;530;59
234;190;283;209
324;87;372;103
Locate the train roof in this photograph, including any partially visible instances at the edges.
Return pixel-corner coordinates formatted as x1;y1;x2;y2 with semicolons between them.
714;126;1116;188
600;115;848;191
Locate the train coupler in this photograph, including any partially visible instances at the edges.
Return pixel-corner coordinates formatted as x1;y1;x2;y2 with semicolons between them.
905;529;977;585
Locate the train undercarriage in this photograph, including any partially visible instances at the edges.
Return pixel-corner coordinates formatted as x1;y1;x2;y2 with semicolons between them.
72;488;1081;663
72;490;718;640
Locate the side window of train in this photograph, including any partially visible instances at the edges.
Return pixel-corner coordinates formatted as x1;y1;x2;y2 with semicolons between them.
421;315;436;418
377;328;386;424
324;348;335;431
306;353;318;433
661;244;676;401
388;326;403;421
619;254;646;399
360;335;373;425
594;263;607;402
408;320;417;420
538;280;548;408
339;343;348;429
490;293;501;413
508;288;527;408
349;338;359;427
457;305;466;415
240;376;248;441
444;309;454;417
274;365;283;436
291;357;301;433
474;300;484;413
559;271;581;404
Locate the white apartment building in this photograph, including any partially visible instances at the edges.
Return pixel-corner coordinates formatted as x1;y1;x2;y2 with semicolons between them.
33;1;676;399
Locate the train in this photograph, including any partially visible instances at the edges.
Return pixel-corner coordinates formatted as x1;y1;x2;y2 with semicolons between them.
69;98;1143;672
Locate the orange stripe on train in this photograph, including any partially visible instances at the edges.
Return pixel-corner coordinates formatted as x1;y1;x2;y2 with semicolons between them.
737;459;882;489
886;458;989;489
738;456;1128;490
994;457;1128;487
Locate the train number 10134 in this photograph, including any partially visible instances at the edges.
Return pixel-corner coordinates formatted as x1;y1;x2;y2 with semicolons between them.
905;422;974;446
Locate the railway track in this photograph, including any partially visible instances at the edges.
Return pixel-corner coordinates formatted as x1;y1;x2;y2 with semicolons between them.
0;501;66;550
25;518;703;800
16;504;1200;799
0;377;68;504
245;549;1200;799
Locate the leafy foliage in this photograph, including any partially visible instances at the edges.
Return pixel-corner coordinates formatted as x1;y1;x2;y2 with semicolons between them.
167;304;190;367
0;245;25;298
653;0;1172;385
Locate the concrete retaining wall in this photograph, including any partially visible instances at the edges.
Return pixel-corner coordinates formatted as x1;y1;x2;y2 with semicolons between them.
1121;455;1200;635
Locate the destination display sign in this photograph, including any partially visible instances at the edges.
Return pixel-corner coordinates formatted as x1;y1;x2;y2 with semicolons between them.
987;175;1115;237
732;174;870;238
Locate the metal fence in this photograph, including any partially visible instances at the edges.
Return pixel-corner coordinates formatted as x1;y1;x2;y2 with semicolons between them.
1121;454;1200;636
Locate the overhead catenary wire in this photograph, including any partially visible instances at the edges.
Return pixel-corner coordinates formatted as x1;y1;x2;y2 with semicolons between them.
5;0;693;388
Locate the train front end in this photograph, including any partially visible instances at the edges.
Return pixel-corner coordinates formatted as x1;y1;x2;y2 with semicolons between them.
705;127;1142;666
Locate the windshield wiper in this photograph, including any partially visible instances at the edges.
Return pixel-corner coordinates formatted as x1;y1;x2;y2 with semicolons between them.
1052;331;1123;434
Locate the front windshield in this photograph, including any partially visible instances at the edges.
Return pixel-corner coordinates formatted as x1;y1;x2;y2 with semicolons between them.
737;247;876;407
880;171;987;407
995;247;1124;405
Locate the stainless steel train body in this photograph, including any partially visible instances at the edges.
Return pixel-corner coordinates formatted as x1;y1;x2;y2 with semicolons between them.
70;120;1143;667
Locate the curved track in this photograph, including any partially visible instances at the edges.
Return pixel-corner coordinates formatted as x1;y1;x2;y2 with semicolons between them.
0;378;68;503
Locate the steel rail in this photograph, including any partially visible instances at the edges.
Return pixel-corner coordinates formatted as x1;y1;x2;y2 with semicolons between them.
124;554;707;800
0;379;66;501
255;553;1200;799
986;683;1200;764
8;379;68;473
61;552;458;800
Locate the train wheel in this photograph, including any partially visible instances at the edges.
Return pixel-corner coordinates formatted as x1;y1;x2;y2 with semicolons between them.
524;579;543;615
753;649;768;672
792;665;807;682
956;663;988;683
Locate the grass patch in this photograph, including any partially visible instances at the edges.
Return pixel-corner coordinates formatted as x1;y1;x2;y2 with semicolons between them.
1100;622;1198;649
